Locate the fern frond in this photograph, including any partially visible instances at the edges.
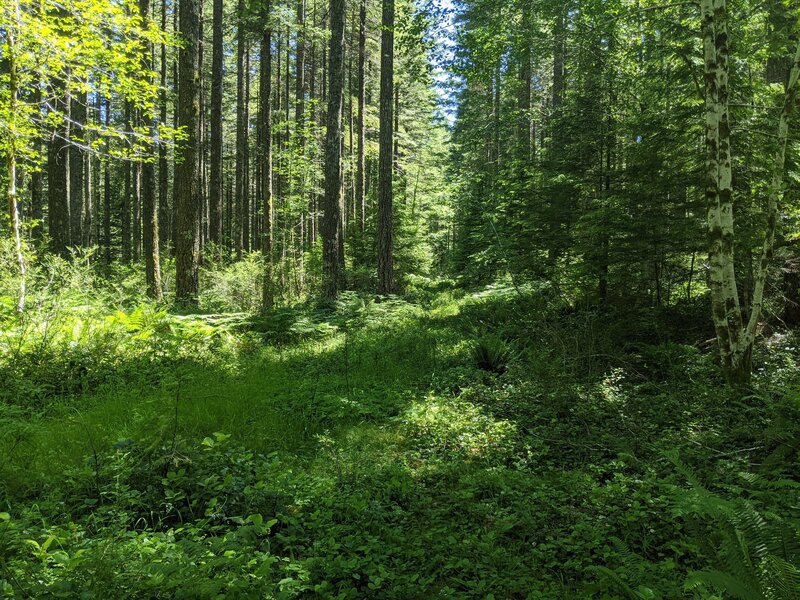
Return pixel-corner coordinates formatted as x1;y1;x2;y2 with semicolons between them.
685;569;764;600
588;565;651;600
760;555;800;600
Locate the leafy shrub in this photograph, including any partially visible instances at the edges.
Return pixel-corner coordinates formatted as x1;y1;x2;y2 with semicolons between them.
0;303;238;407
0;235;243;409
63;431;287;530
0;434;286;599
200;251;264;314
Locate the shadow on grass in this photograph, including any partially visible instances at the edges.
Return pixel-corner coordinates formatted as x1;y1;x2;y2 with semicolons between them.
2;288;794;598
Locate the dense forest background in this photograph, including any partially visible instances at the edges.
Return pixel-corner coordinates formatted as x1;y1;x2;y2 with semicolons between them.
1;0;800;597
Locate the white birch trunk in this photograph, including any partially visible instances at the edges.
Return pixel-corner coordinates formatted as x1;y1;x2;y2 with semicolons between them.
703;0;800;384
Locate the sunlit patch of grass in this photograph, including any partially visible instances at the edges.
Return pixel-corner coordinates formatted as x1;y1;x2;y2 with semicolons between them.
3;280;799;598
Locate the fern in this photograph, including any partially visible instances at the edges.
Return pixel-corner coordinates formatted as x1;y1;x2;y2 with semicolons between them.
671;455;800;600
587;537;658;599
685;569;763;600
589;565;654;599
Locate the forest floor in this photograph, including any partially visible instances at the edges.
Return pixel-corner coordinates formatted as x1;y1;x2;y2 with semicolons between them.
1;281;799;598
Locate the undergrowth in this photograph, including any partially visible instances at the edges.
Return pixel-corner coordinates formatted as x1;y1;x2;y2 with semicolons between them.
1;271;799;598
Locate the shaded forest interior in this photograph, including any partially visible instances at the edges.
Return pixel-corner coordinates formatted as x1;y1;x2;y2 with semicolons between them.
2;0;800;597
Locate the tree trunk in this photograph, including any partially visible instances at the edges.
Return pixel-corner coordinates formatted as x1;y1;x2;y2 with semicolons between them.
244;46;251;252
133;157;141;261
69;93;86;246
260;9;274;310
377;0;394;294
122;103;132;263
209;0;223;249
159;0;170;251
48;79;70;258
140;0;163;300
103;97;112;262
30;83;43;242
702;0;800;385
235;0;247;259
295;0;306;141
322;0;346;299
175;0;201;304
198;0;207;251
6;0;26;312
356;0;367;235
82;99;93;248
518;0;532;160
171;0;179;253
745;38;800;341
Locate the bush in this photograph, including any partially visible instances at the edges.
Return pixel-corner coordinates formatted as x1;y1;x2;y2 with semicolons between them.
200;252;264;314
0;433;285;599
0;247;240;408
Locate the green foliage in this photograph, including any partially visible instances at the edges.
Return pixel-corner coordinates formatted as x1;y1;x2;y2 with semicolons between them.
448;0;796;314
0;0;176;171
0;433;282;598
0;252;239;407
470;332;512;374
200;251;264;313
670;456;800;600
2;282;800;597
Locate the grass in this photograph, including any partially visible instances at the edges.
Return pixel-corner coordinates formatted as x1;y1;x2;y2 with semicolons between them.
2;295;457;486
1;284;799;598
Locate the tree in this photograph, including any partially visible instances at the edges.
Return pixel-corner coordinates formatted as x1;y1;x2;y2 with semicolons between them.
139;0;163;300
235;0;248;259
260;0;274;310
3;0;26;312
356;0;367;236
175;0;201;304
210;0;224;247
69;93;86;245
103;96;111;263
701;0;800;385
377;0;394;294
158;0;170;252
322;0;346;299
47;79;71;258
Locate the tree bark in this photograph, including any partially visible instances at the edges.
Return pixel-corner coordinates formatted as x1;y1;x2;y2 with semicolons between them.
175;0;201;304
551;6;565;152
260;8;274;309
5;0;26;312
140;0;163;300
356;0;367;235
209;0;223;249
122;103;132;263
702;0;800;385
159;0;170;251
82;98;93;247
171;0;179;252
133;156;141;261
48;79;70;257
103;97;112;262
377;0;394;294
30;83;43;242
69;93;86;246
295;0;306;141
198;0;207;250
322;0;346;299
244;46;251;252
235;0;247;259
518;0;532;160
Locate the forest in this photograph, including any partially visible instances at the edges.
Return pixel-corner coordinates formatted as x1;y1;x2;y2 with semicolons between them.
1;0;800;596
